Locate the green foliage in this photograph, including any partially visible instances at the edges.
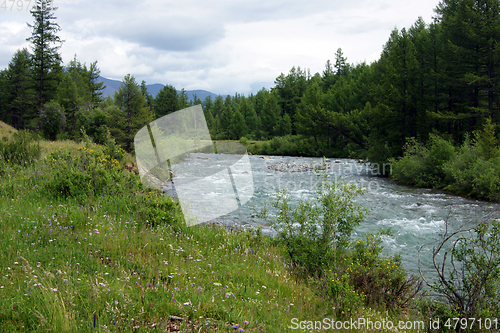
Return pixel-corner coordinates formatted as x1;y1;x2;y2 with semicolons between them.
420;219;500;325
154;84;177;118
0;130;41;169
345;231;421;312
250;135;318;157
269;160;368;277
114;74;154;151
266;161;421;315
238;136;249;147
26;0;64;109
391;134;456;187
40;101;66;141
393;121;500;201
44;144;140;199
2;49;37;129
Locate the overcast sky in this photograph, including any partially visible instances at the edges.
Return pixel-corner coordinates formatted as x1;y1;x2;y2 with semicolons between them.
1;0;440;95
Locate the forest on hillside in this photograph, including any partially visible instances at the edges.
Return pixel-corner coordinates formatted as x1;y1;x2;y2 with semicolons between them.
1;0;500;170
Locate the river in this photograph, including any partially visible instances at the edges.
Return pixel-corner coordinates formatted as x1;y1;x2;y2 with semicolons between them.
165;154;500;280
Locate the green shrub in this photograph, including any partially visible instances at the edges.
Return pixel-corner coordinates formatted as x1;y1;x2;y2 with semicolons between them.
391;134;455;188
136;191;184;229
268;160;368;277
0;130;41;168
40;101;66;141
347;231;421;312
238;136;249;147
420;219;500;326
44;145;140;199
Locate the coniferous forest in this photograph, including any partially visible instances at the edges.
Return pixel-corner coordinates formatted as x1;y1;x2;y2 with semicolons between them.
2;0;500;191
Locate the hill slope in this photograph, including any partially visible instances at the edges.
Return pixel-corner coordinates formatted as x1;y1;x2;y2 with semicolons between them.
0;121;17;138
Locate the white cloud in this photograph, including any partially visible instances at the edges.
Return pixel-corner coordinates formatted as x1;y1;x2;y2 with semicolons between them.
0;0;440;95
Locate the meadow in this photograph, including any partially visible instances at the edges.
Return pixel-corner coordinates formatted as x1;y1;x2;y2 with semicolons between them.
0;127;437;332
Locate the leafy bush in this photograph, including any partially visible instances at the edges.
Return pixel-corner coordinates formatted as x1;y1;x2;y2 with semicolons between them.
268;160;368;277
346;231;421;311
391;134;455;188
393;121;500;201
249;135;318;157
40;101;66;141
0;130;41;169
419;218;500;325
43;144;140;199
238;136;249;147
266;160;422;314
136;191;184;229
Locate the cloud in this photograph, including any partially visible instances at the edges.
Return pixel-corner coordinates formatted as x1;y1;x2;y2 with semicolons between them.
1;0;442;95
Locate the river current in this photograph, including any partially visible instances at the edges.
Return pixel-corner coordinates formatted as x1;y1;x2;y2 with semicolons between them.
166;154;500;279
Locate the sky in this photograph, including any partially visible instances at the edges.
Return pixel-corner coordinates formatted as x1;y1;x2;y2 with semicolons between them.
1;0;440;96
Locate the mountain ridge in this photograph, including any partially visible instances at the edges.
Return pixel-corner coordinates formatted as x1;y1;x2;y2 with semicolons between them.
97;76;220;102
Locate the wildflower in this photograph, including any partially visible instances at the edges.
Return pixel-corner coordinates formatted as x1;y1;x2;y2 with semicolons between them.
115;300;119;305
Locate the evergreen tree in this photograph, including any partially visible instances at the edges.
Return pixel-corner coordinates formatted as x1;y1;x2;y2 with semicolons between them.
230;107;247;140
322;59;335;91
334;48;349;76
262;92;281;137
202;95;215;134
114;74;154;151
219;102;233;139
88;61;104;105
56;70;84;136
154;84;177;118
140;80;154;111
26;0;64;110
177;88;189;110
435;0;500;126
3;49;37;129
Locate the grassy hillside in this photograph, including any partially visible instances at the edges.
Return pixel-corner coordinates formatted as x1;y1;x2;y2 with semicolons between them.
0;136;424;332
0;121;17;138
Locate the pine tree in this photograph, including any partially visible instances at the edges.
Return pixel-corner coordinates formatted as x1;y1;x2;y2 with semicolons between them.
154;84;177;118
140;80;154;111
88;61;104;105
114;74;154;151
262;92;281;137
219;103;233;139
230;107;247;140
3;49;37;129
26;0;64;110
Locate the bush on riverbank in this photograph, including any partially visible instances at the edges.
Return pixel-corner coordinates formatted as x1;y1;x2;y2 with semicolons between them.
264;162;422;317
391;119;500;201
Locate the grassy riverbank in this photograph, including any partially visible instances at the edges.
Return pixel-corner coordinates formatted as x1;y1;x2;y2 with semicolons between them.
0;130;449;332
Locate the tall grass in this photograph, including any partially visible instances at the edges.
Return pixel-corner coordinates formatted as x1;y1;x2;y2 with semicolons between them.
0;136;427;332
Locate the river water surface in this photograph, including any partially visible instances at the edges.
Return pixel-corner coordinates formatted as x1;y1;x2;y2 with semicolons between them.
168;154;500;279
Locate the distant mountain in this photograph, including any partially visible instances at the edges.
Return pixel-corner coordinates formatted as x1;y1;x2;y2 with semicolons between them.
97;76;219;102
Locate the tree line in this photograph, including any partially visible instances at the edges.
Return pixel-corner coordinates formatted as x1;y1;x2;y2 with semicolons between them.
1;0;500;164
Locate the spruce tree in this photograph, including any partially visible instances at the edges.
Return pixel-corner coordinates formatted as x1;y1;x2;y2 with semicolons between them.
4;49;37;129
154;84;177;118
26;0;64;110
114;74;154;151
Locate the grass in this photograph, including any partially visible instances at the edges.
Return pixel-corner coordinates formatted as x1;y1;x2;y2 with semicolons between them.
0;137;424;332
0;121;18;139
